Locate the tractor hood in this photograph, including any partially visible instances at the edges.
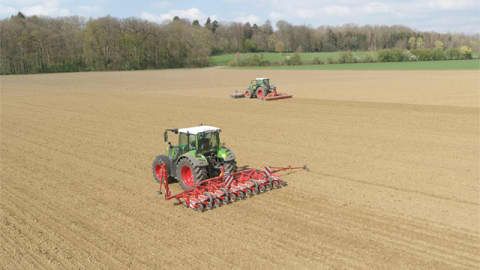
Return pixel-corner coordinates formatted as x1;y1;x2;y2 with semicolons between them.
217;147;235;161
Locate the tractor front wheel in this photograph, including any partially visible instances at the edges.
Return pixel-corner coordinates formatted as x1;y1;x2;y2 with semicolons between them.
176;158;207;190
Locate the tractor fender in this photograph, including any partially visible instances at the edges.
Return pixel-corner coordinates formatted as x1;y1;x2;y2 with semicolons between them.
178;152;209;167
217;148;236;162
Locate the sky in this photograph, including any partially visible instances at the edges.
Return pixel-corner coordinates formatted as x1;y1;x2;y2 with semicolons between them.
0;0;479;34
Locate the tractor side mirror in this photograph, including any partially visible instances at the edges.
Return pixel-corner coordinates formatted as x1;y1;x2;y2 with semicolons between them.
164;131;168;142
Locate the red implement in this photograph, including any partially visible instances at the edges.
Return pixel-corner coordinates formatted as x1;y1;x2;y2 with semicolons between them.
156;164;307;212
262;89;293;101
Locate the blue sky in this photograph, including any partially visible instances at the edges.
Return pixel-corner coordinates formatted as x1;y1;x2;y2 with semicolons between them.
0;0;479;33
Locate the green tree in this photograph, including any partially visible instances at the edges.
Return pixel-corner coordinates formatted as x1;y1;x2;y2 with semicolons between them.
275;41;285;52
212;20;219;33
460;46;473;59
205;17;211;30
416;37;424;49
434;40;444;49
408;36;416;49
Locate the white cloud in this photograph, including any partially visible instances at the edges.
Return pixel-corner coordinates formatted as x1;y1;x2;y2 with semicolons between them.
141;8;215;23
78;5;100;14
9;0;71;16
322;5;351;16
23;5;70;16
427;0;475;9
269;11;283;20
0;5;17;15
295;9;315;19
235;14;260;24
296;5;351;19
361;2;393;14
140;12;159;22
152;1;170;9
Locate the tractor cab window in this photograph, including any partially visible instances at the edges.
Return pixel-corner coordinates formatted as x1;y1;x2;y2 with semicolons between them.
179;133;197;151
198;132;219;152
179;133;188;147
189;134;196;149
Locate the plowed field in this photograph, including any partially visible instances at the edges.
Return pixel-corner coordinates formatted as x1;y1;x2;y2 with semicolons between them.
1;69;479;269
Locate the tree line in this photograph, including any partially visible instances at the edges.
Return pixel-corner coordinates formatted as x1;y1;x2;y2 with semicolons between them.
1;12;478;74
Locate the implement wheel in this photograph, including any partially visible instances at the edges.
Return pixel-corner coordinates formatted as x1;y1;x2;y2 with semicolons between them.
152;155;170;183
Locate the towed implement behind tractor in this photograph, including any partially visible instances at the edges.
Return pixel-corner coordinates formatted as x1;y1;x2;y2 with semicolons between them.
156;164;307;212
231;78;293;101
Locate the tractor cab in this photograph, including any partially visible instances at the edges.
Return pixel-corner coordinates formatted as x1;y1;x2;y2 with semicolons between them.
250;78;270;88
164;126;221;159
258;78;270;87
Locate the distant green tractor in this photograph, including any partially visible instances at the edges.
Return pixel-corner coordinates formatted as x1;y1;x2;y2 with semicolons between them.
152;125;237;190
244;78;277;99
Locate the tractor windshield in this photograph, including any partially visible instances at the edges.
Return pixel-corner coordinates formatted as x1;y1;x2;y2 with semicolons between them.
263;79;270;87
179;133;196;152
197;132;219;153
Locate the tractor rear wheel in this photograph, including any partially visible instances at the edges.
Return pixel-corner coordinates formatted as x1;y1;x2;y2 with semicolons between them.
224;160;237;174
176;158;207;190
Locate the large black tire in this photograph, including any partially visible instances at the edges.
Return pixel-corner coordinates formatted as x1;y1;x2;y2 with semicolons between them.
152;155;171;183
255;86;268;99
176;158;208;190
224;160;237;174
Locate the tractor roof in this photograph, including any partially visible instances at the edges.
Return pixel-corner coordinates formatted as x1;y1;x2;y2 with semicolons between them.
256;77;268;80
178;125;221;135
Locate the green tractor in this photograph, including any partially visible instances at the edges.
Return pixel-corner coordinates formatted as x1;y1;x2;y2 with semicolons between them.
152;125;237;190
244;78;277;99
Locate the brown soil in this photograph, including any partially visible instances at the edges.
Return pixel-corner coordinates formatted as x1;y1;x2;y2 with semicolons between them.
1;69;479;269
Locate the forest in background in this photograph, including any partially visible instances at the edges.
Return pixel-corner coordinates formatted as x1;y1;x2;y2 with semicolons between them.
1;12;479;74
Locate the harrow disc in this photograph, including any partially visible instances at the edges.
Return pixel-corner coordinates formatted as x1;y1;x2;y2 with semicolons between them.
215;198;223;207
196;204;205;212
250;179;260;194
267;181;273;190
273;181;281;189
204;192;214;210
221;188;230;204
